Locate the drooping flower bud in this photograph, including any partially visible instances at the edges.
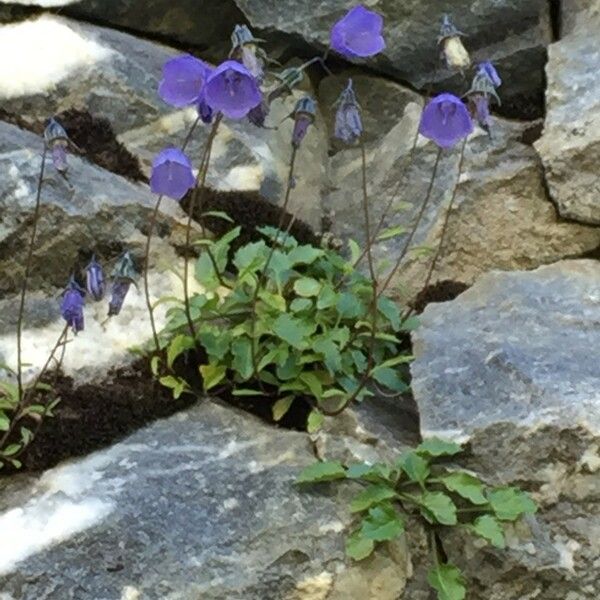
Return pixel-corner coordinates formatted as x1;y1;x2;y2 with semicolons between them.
464;61;502;135
268;66;306;103
85;255;105;301
291;96;317;149
60;276;85;334
438;15;470;72
44;118;69;173
230;24;266;82
107;251;138;317
334;79;363;144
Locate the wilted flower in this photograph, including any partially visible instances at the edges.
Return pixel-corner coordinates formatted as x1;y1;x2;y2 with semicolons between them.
150;148;196;201
230;24;266;82
158;55;210;108
44;118;69;173
419;93;474;148
108;252;138;317
204;60;262;119
291;96;317;149
85;255;105;301
334;79;363;144
438;14;470;72
60;276;85;334
330;5;385;59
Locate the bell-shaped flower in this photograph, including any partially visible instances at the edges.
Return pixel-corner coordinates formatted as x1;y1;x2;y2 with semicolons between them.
438;14;470;72
108;252;138;317
419;93;474;148
158;55;211;108
291;96;317;149
330;5;385;59
60;276;85;334
85;255;105;301
204;60;262;119
44;117;69;173
150;148;196;201
334;79;363;144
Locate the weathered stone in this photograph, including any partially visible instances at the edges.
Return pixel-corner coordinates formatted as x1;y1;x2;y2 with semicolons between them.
534;6;600;225
235;0;551;118
410;260;600;598
0;14;327;230
0;402;409;600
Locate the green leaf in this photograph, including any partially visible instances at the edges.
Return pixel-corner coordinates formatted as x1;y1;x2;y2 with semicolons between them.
350;484;397;513
317;285;338;310
288;245;324;265
417;438;462;458
427;563;466;600
234;240;268;273
201;210;234;222
0;413;9;432
272;396;294;421
337;292;365;319
399;452;430;484
167;334;195;369
272;314;312;349
400;316;420;331
377;225;407;241
441;472;487;505
231;337;254;380
294;277;321;297
371;366;408;392
488;487;537;521
20;427;32;445
345;531;375;561
419;491;457;525
158;375;188;399
377;296;401;330
296;461;346;484
299;372;323;400
360;503;405;541
472;515;505;549
290;298;312;313
307;409;324;433
348;239;361;265
1;444;21;457
231;388;263;396
150;355;160;376
313;337;342;374
346;463;395;483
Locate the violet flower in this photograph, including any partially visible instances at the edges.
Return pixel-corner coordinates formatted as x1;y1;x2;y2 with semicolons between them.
108;251;138;317
150;148;196;201
334;79;363;144
330;5;385;59
438;14;470;72
291;96;317;149
197;90;214;124
465;62;502;134
44;118;69;173
419;93;474;148
60;276;85;334
478;61;502;88
204;60;262;119
158;55;210;108
85;255;105;301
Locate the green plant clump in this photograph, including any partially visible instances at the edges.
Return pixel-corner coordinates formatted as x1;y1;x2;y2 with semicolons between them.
297;438;537;600
157;224;416;430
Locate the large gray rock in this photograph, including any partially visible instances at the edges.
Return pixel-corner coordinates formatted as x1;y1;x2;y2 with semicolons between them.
410;260;600;597
534;5;600;225
0;402;410;600
235;0;551;118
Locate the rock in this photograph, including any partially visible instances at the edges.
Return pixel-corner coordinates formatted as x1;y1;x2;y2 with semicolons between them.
234;0;551;119
323;75;600;299
0;402;410;600
410;260;600;597
534;6;600;225
0;14;327;230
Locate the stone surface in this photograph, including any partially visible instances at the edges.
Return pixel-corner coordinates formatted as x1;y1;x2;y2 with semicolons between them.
534;6;600;225
410;260;600;598
0;14;327;230
323;74;600;299
235;0;551;119
0;402;410;600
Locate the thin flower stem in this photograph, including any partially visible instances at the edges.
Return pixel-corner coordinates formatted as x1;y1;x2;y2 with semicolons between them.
143;116;201;355
183;115;223;341
377;146;443;298
402;137;468;322
16;144;47;405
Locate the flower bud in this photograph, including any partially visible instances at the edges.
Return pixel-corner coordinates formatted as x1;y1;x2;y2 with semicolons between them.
60;276;85;334
438;15;470;72
44;118;70;173
85;255;105;301
291;96;317;149
230;24;266;82
107;252;138;317
334;79;363;144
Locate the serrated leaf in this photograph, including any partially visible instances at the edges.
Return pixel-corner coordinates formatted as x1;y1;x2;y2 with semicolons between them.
346;463;394;483
294;277;321;297
360;503;405;541
399;452;430;484
417;438;462;458
371;366;408;392
313;337;342;374
350;485;397;513
345;531;375;561
419;491;457;525
472;515;505;548
488;487;537;521
272;396;294;421
377;295;402;330
296;461;346;484
441;472;487;505
307;409;324;433
317;285;337;310
336;292;364;319
288;245;324;265
231;337;254;380
273;314;313;349
427;563;466;600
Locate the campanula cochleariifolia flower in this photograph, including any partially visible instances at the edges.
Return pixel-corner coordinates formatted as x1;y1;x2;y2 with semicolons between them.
419;93;474;148
150;148;196;201
330;5;385;59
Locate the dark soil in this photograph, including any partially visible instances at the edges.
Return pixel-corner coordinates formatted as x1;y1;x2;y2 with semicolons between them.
411;279;470;314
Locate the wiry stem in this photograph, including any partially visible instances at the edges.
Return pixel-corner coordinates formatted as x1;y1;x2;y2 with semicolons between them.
16;144;47;405
143;116;201;354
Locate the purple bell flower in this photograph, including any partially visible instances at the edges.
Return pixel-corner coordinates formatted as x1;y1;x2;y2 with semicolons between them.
469;94;491;135
44;118;69;173
158;55;210;108
60;277;85;334
334;79;363;144
150;147;196;201
204;60;262;119
478;61;502;88
419;93;474;148
85;255;105;301
330;5;385;59
291;96;317;149
197;91;214;124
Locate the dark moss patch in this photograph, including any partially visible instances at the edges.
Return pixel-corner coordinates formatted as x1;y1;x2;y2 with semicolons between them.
411;280;470;314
